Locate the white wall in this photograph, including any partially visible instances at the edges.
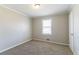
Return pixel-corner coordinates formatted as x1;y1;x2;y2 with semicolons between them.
32;14;69;45
0;6;32;52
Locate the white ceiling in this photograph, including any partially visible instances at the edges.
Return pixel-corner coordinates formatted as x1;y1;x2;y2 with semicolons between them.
4;4;72;17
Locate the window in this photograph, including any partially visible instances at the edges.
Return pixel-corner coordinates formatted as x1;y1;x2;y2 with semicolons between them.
42;19;51;35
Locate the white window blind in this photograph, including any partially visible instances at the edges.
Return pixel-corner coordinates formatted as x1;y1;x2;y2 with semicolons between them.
42;19;51;35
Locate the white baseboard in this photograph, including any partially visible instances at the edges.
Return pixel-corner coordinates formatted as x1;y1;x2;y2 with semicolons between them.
0;39;32;53
33;38;69;46
69;44;74;54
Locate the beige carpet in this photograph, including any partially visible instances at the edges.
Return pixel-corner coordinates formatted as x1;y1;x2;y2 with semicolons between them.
0;40;73;55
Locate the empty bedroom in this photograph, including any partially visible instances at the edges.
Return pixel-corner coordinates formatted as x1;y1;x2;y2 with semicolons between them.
0;4;79;55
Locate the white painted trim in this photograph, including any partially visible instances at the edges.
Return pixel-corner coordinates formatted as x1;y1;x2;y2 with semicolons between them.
33;38;69;46
69;45;74;54
0;39;32;53
0;5;28;17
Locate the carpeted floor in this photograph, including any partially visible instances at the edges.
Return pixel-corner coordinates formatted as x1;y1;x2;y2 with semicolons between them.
0;40;73;55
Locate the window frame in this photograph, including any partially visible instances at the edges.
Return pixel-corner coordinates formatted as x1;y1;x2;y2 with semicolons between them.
42;19;52;35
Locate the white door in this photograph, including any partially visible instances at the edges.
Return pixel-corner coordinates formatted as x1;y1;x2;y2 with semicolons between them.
73;5;79;54
69;5;79;54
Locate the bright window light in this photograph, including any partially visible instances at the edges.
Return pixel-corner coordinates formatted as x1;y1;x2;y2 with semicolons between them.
42;19;52;35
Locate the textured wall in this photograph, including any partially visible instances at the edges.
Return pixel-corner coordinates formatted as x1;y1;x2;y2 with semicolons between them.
32;14;69;44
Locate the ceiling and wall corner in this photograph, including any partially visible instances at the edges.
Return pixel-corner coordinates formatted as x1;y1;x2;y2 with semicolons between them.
0;5;29;17
1;4;73;18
